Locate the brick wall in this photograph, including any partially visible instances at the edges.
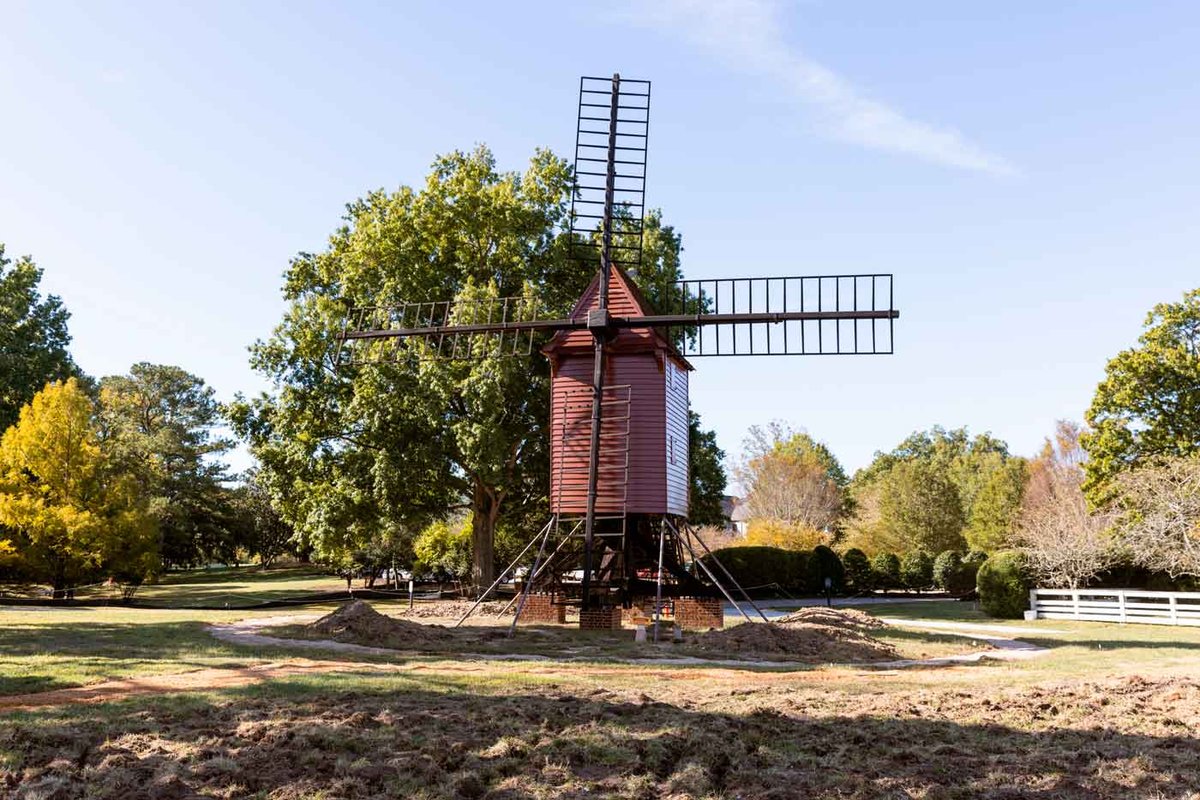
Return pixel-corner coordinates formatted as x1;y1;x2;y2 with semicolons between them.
579;606;623;630
517;593;566;624
675;597;724;630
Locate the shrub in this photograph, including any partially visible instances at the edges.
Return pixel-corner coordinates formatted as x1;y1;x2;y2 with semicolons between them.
933;550;975;593
842;548;872;591
703;546;807;594
870;552;901;589
807;545;845;593
977;550;1030;619
900;551;933;591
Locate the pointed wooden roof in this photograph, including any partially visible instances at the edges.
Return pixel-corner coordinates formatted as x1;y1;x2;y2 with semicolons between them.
543;267;692;370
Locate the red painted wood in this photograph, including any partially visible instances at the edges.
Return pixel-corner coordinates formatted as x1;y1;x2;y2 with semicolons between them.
546;268;692;516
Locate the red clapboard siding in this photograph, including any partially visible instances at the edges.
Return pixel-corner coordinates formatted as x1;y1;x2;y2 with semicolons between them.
545;266;693;517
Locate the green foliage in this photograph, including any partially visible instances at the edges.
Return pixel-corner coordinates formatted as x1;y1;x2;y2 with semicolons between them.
99;363;236;568
977;551;1031;619
0;245;76;431
0;379;156;594
876;460;967;553
841;547;872;591
963;457;1026;552
899;551;933;591
849;427;1024;556
806;545;845;593
703;546;808;594
234;146;691;591
933;550;975;594
870;552;901;589
687;411;727;527
1084;288;1200;504
413;517;472;581
230;472;296;568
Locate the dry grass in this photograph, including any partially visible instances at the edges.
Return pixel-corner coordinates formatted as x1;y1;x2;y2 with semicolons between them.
3;668;1199;799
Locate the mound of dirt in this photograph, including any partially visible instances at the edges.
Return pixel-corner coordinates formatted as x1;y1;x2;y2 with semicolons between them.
398;600;514;620
691;611;898;663
307;600;455;649
773;607;887;631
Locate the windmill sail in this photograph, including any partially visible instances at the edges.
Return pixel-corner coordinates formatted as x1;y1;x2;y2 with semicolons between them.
569;75;650;273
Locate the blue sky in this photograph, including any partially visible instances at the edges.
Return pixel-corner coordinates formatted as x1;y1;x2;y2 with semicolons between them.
2;1;1198;477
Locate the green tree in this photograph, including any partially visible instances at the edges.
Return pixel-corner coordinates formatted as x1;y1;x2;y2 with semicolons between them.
964;457;1027;552
0;245;76;431
230;471;296;569
99;363;236;568
688;411;727;526
876;460;967;553
1083;288;1200;504
870;552;901;589
0;379;156;595
899;550;933;591
848;426;1021;555
841;547;872;591
234;146;690;592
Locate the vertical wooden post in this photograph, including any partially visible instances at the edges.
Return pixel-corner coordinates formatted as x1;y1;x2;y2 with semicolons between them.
1029;589;1039;619
1170;595;1179;625
1072;590;1080;619
1118;590;1127;623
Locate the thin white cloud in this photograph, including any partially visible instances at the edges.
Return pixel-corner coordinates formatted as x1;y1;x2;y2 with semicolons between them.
626;0;1017;177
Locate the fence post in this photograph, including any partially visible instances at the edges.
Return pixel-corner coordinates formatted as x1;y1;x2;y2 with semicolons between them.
1029;589;1039;619
1118;590;1127;623
1170;595;1179;625
1072;590;1081;619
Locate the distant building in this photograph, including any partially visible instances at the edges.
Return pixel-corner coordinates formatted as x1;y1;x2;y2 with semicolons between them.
721;495;751;535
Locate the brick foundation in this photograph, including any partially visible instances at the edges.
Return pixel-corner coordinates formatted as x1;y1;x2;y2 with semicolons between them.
675;597;724;630
517;593;566;624
579;606;623;630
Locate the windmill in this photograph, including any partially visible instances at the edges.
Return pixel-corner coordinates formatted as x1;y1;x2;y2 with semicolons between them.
337;74;899;631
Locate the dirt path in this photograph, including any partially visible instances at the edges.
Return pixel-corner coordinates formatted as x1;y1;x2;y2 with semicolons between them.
1;615;1051;713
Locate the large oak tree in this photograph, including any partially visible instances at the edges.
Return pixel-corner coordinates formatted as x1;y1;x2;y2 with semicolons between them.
234;146;714;591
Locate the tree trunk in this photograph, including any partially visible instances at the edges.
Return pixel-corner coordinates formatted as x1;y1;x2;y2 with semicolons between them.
471;480;500;596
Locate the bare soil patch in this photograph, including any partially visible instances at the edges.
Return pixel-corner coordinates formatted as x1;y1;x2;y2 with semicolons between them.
689;608;899;662
4;671;1199;799
397;600;513;620
305;600;461;649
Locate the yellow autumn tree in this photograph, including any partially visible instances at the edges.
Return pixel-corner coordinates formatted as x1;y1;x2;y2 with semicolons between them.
0;379;156;597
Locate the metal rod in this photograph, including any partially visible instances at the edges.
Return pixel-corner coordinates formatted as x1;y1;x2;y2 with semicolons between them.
668;518;755;624
453;517;552;628
684;521;770;622
653;518;666;643
508;516;555;636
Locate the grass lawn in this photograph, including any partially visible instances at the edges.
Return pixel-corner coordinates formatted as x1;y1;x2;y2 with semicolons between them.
3;579;1200;798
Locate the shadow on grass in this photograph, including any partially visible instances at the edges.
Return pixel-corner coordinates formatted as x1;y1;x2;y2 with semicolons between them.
4;674;1199;799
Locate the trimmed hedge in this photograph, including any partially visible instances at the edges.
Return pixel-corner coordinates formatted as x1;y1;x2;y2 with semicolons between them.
900;551;933;591
933;550;978;594
701;546;808;594
977;550;1030;618
870;552;901;589
807;545;845;593
842;548;872;591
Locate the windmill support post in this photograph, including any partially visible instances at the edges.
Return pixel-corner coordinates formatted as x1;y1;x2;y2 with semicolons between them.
653;519;667;642
508;519;555;636
454;516;554;628
683;522;770;622
669;518;755;624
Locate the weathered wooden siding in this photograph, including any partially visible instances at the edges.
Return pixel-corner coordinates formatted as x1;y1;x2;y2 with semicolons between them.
550;353;667;514
664;358;690;517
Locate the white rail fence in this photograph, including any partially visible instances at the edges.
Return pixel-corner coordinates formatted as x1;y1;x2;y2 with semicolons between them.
1028;588;1200;626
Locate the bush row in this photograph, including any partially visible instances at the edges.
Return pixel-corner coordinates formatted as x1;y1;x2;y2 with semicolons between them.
703;546;990;596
